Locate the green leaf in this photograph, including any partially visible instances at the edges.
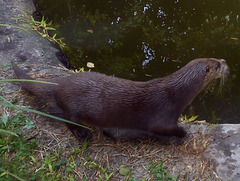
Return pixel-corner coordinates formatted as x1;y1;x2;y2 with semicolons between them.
22;119;35;130
106;172;113;180
48;164;53;173
89;164;99;169
186;115;198;123
65;167;72;174
0;171;7;177
45;27;56;30
30;156;37;163
0;129;19;137
1;114;8;126
31;16;39;24
119;167;131;176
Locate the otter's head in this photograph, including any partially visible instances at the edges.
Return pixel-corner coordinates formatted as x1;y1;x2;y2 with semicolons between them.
201;58;229;86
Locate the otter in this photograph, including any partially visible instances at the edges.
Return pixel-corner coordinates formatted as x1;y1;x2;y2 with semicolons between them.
12;58;228;141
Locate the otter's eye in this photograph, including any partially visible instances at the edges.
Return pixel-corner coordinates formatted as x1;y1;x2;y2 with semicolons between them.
216;62;221;70
206;66;210;73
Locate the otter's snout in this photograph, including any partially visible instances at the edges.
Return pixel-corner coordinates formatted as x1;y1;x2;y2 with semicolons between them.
219;59;229;75
215;59;229;81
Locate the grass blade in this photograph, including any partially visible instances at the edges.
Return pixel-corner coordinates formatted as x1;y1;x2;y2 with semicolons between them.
0;62;26;69
0;129;19;137
0;79;58;85
0;95;13;105
0;102;92;130
0;24;27;31
0;168;25;181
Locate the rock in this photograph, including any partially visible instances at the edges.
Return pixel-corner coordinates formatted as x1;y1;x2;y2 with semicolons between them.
0;0;66;74
205;125;240;180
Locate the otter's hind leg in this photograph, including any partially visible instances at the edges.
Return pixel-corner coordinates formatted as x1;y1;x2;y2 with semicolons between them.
47;105;92;141
149;124;186;138
64;112;93;141
66;123;93;141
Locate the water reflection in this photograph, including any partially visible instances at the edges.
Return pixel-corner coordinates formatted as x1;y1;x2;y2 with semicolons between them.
142;42;155;67
34;0;240;123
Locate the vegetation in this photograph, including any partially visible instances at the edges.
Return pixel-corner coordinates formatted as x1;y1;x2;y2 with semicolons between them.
29;16;66;50
0;109;94;180
0;65;91;180
148;161;180;181
0;111;38;180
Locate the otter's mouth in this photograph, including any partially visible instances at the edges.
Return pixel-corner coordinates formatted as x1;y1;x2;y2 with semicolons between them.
217;59;229;88
216;59;229;80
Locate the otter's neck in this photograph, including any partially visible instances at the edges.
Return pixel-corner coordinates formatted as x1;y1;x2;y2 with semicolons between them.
168;64;208;110
147;63;208;115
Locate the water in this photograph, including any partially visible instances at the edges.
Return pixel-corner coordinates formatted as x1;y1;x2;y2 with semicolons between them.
34;0;240;123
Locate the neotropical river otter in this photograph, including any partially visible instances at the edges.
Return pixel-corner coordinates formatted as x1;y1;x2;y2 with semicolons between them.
12;58;228;141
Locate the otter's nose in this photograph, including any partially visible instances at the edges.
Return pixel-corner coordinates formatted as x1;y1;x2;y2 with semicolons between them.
220;59;226;64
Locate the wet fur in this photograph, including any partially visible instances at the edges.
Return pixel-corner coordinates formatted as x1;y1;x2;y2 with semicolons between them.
12;58;228;141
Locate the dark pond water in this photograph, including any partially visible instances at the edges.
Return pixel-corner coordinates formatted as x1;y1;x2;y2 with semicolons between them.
34;0;240;123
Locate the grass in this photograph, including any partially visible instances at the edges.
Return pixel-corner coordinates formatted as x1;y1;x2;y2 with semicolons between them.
0;24;27;31
178;115;199;124
0;111;39;180
0;15;66;51
148;161;180;181
119;167;145;181
29;16;66;50
0;109;85;180
0;102;92;130
0;65;91;180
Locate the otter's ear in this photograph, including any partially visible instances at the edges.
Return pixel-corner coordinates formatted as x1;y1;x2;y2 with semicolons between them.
216;62;221;70
206;66;210;73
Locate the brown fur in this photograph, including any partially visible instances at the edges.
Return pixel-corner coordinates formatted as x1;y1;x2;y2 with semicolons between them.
12;58;228;141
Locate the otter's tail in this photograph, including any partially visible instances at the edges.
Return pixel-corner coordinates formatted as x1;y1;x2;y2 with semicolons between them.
12;65;33;80
12;64;55;98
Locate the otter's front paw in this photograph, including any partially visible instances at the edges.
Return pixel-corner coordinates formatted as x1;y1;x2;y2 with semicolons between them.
174;127;186;138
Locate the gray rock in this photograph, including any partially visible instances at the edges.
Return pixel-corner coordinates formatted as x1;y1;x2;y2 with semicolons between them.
0;0;64;72
206;125;240;180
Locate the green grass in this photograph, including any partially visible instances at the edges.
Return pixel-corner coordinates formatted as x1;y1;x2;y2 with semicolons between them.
0;110;81;180
148;161;180;181
0;103;113;180
0;79;58;85
1;14;66;51
0;24;27;31
119;167;144;181
29;16;66;50
0;111;39;180
0;102;92;130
